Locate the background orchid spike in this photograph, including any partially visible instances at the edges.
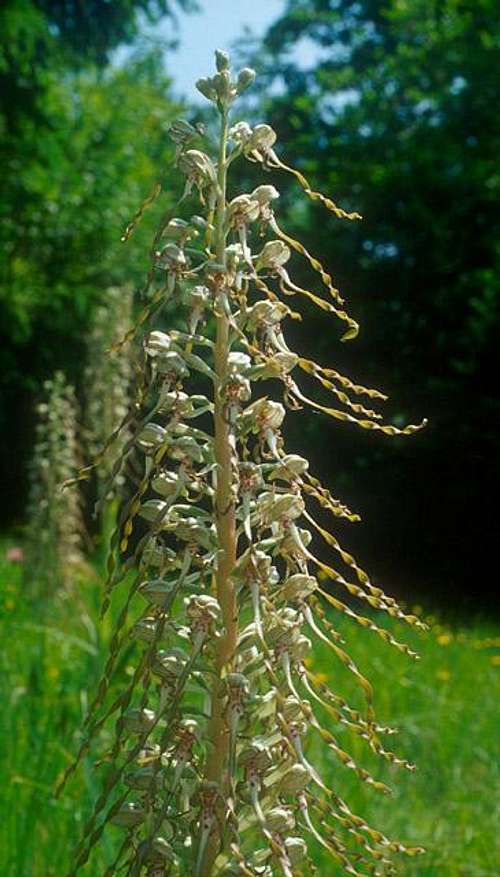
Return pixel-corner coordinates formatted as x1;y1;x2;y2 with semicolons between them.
62;50;426;877
25;370;87;594
84;285;133;525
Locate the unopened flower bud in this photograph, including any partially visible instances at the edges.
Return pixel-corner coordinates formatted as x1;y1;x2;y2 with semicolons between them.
154;351;189;379
131;617;163;643
138;499;168;523
152;648;188;682
168;435;204;463
285;837;308;865
213;70;232;102
195;77;217;102
281;574;317;601
152;471;178;497
278;764;311;795
265;807;296;834
228;351;252;374
215;49;230;72
155;243;187;271
145;331;171;356
162;217;193;240
190;214;210;230
136;423;167;454
290;634;312;662
283;696;304;723
168;119;198;144
236;67;256;94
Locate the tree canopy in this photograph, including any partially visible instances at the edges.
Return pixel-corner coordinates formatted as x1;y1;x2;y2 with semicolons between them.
0;2;189;522
1;0;196;70
249;0;500;609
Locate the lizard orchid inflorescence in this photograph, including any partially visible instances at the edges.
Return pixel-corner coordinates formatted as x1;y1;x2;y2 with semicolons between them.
60;51;426;877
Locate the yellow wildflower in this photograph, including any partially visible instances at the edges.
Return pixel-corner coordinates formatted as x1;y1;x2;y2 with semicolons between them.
436;633;453;646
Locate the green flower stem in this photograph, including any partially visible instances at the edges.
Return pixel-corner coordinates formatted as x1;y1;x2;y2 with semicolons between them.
202;105;238;875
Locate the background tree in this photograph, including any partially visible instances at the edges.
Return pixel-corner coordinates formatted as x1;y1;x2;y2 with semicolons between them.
243;0;500;611
0;0;196;524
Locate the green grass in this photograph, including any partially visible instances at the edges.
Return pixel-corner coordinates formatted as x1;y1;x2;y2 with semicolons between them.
309;610;500;876
1;536;499;876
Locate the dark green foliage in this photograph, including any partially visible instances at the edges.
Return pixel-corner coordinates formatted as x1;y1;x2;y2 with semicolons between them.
246;0;500;610
2;0;196;69
0;2;189;523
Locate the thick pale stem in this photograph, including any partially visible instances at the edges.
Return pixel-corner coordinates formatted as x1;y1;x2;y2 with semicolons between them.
201;107;238;875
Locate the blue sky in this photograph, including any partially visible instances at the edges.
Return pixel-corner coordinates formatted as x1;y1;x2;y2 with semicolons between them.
160;0;287;100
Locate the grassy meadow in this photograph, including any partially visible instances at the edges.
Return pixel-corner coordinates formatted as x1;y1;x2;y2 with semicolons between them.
1;535;498;876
